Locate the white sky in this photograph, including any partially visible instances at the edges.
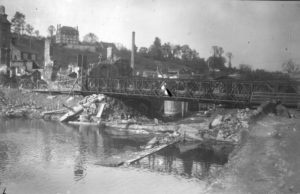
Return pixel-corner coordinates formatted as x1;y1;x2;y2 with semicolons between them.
1;0;300;71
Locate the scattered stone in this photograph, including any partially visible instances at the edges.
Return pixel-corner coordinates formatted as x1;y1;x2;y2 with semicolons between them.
216;130;225;140
278;180;285;188
154;118;159;125
223;114;232;121
47;95;56;99
204;110;212;117
209;115;223;129
66;96;74;102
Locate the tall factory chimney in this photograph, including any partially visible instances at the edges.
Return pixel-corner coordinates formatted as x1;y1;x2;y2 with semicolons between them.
131;31;135;75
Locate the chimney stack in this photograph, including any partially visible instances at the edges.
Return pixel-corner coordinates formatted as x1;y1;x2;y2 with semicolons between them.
131;31;135;74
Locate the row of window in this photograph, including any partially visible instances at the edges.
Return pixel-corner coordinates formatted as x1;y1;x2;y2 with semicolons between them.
11;52;36;61
56;34;79;44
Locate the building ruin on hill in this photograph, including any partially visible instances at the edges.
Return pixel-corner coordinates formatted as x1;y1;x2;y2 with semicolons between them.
56;25;79;45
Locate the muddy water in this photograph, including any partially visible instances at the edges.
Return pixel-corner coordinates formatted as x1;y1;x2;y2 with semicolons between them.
0;119;231;194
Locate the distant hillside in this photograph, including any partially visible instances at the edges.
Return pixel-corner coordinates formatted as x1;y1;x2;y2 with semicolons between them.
115;49;207;73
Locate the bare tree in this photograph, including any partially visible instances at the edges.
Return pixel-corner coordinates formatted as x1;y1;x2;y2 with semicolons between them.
11;11;26;35
34;30;39;37
226;52;233;69
207;46;226;71
239;64;252;72
83;33;99;43
25;24;34;36
48;25;56;37
211;46;224;57
282;59;299;74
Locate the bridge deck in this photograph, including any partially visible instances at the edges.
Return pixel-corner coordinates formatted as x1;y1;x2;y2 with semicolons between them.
33;77;300;107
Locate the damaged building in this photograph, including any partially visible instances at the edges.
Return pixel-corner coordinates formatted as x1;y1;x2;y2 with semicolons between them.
56;25;79;45
44;30;118;81
10;35;44;76
0;5;11;73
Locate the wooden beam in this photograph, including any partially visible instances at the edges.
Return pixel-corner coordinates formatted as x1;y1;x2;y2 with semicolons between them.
119;139;180;166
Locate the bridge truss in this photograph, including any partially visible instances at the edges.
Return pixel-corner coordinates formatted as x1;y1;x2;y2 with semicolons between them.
80;77;299;106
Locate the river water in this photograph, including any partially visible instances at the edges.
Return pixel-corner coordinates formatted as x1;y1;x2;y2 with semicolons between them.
0;119;232;194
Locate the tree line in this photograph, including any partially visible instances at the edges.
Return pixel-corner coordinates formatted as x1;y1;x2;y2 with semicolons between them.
9;11;300;76
11;11;40;37
136;37;236;74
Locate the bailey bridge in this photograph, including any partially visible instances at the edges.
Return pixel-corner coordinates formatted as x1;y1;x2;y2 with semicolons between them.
34;76;300;107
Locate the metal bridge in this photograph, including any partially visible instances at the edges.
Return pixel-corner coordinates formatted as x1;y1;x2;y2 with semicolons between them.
36;76;299;107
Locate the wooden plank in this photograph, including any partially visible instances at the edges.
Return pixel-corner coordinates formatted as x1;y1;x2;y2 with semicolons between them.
96;103;106;118
120;139;180;166
41;109;67;116
68;121;100;126
59;104;84;122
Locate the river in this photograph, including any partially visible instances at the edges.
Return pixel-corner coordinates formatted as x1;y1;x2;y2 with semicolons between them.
0;119;232;194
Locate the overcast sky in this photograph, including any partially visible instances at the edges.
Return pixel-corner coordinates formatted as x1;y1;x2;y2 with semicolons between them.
1;0;300;71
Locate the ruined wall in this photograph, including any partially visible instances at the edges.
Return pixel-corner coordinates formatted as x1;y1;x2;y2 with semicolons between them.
0;5;11;67
44;39;52;66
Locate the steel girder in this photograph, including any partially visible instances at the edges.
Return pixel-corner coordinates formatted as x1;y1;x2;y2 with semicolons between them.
83;77;257;104
39;76;299;106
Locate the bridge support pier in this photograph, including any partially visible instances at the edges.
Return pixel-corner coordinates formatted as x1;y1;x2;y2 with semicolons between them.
164;100;188;117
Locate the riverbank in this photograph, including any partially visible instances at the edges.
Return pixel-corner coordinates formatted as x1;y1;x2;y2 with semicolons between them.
6;87;294;194
204;110;300;194
0;87;249;144
0;87;83;119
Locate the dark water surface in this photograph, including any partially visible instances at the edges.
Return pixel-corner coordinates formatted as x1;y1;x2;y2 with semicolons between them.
0;119;231;194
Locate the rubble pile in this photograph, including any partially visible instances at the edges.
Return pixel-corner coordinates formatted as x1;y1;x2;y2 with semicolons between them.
58;94;152;124
202;109;251;143
101;97;151;123
143;131;180;149
2;103;42;118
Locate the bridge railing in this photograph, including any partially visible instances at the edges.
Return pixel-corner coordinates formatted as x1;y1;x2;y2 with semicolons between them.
82;76;258;104
35;75;299;106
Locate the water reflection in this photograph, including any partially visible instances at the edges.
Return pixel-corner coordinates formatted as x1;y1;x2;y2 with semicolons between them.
73;126;87;181
0;141;9;173
132;143;233;179
0;119;233;194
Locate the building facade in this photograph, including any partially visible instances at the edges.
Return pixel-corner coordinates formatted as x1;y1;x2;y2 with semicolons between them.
0;5;11;69
10;44;41;76
56;25;79;45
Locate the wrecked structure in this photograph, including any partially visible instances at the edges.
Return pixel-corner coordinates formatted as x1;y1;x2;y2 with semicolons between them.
0;5;11;72
56;25;79;45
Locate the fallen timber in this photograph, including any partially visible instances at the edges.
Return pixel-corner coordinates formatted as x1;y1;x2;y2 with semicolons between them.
59;94;105;122
97;136;235;168
117;137;181;167
68;121;100;126
41;108;68;116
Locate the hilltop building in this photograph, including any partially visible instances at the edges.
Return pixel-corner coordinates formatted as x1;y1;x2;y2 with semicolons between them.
0;5;11;71
56;25;79;44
